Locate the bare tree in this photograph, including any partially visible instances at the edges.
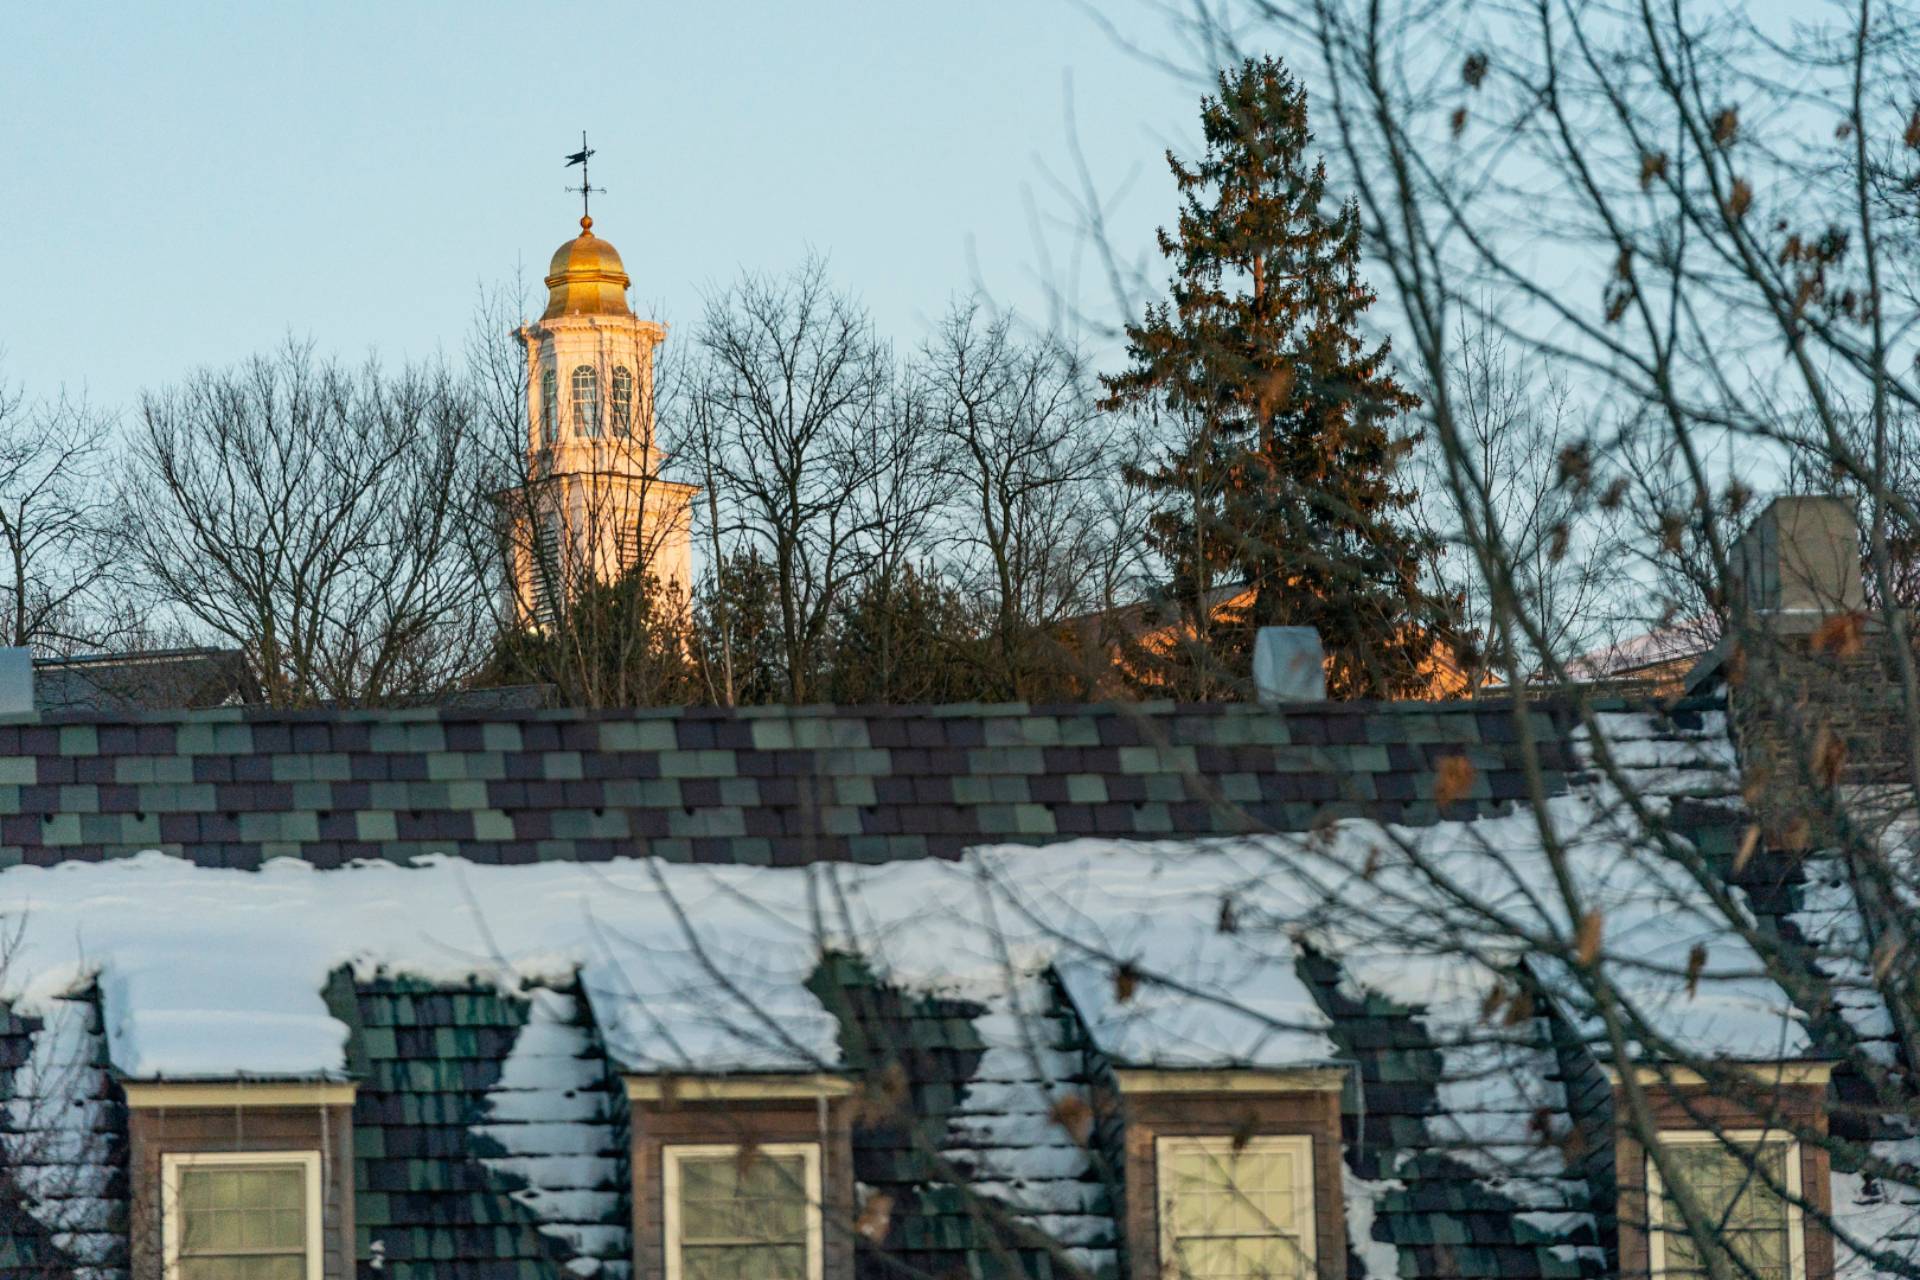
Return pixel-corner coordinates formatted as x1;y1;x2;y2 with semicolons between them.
923;302;1111;698
1424;312;1634;686
689;257;908;703
0;371;118;655
120;340;489;707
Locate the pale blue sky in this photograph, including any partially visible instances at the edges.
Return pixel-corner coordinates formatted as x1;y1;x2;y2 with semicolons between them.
2;2;1200;415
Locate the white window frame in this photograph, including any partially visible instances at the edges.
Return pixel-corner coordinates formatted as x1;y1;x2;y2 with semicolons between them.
1156;1134;1317;1279
572;363;601;437
541;365;558;442
612;365;635;436
1645;1128;1806;1280
161;1149;324;1280
662;1141;824;1280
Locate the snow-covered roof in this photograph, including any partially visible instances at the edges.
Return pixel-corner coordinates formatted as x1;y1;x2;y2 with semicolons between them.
0;706;1793;1082
0;693;1872;1280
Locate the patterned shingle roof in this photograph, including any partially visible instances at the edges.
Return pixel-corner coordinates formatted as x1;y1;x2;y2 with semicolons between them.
0;700;1582;870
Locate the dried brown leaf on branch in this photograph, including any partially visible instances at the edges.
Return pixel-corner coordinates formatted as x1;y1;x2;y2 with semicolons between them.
1049;1093;1095;1146
1905;105;1920;149
1556;442;1592;489
1575;910;1605;966
1814;724;1848;789
852;1061;909;1127
1726;178;1753;220
1639;151;1669;188
1660;511;1687;553
1216;895;1239;934
1113;961;1141;1004
1462;51;1488;87
1435;754;1477;808
855;1191;895;1242
1450;107;1468;137
1685;944;1707;998
1874;936;1903;983
1712;107;1740;146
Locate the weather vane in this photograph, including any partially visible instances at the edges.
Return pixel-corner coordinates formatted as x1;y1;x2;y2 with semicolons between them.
564;131;603;224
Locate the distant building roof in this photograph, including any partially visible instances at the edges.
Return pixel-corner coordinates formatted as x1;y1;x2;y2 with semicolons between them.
30;648;258;713
1562;621;1718;684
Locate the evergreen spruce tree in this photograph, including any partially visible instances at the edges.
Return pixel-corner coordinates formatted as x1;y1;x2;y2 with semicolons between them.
1102;56;1455;699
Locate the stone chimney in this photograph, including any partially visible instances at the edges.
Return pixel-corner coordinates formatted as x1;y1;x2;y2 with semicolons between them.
1715;495;1904;848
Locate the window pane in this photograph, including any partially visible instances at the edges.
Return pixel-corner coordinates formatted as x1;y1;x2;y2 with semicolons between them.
1170;1235;1307;1280
1161;1143;1308;1280
176;1162;308;1273
180;1256;306;1280
613;366;633;435
683;1244;808;1280
679;1154;808;1244
1658;1144;1791;1280
572;365;600;436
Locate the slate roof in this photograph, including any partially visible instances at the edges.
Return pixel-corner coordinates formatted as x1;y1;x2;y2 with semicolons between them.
332;974;625;1280
0;692;1829;1280
0;699;1581;870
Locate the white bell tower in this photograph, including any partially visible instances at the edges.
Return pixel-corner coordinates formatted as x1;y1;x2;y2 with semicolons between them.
507;208;696;624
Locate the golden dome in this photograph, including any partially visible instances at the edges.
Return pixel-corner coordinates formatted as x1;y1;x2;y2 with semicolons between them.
541;216;633;319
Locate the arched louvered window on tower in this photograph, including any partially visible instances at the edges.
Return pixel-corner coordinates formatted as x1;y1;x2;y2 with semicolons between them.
572;365;600;437
612;366;634;436
540;367;557;442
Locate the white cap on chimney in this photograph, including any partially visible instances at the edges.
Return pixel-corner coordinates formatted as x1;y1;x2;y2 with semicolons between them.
1254;627;1326;702
0;648;31;715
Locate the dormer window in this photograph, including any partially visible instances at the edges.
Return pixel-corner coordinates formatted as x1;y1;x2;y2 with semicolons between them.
626;1075;854;1280
572;364;600;437
663;1143;822;1280
163;1151;321;1280
1647;1131;1804;1280
613;366;634;436
1159;1135;1316;1280
125;1081;355;1280
1609;1063;1832;1280
541;367;557;442
1114;1068;1345;1280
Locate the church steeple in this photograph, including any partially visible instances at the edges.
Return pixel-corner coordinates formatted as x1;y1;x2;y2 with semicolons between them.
503;146;697;626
